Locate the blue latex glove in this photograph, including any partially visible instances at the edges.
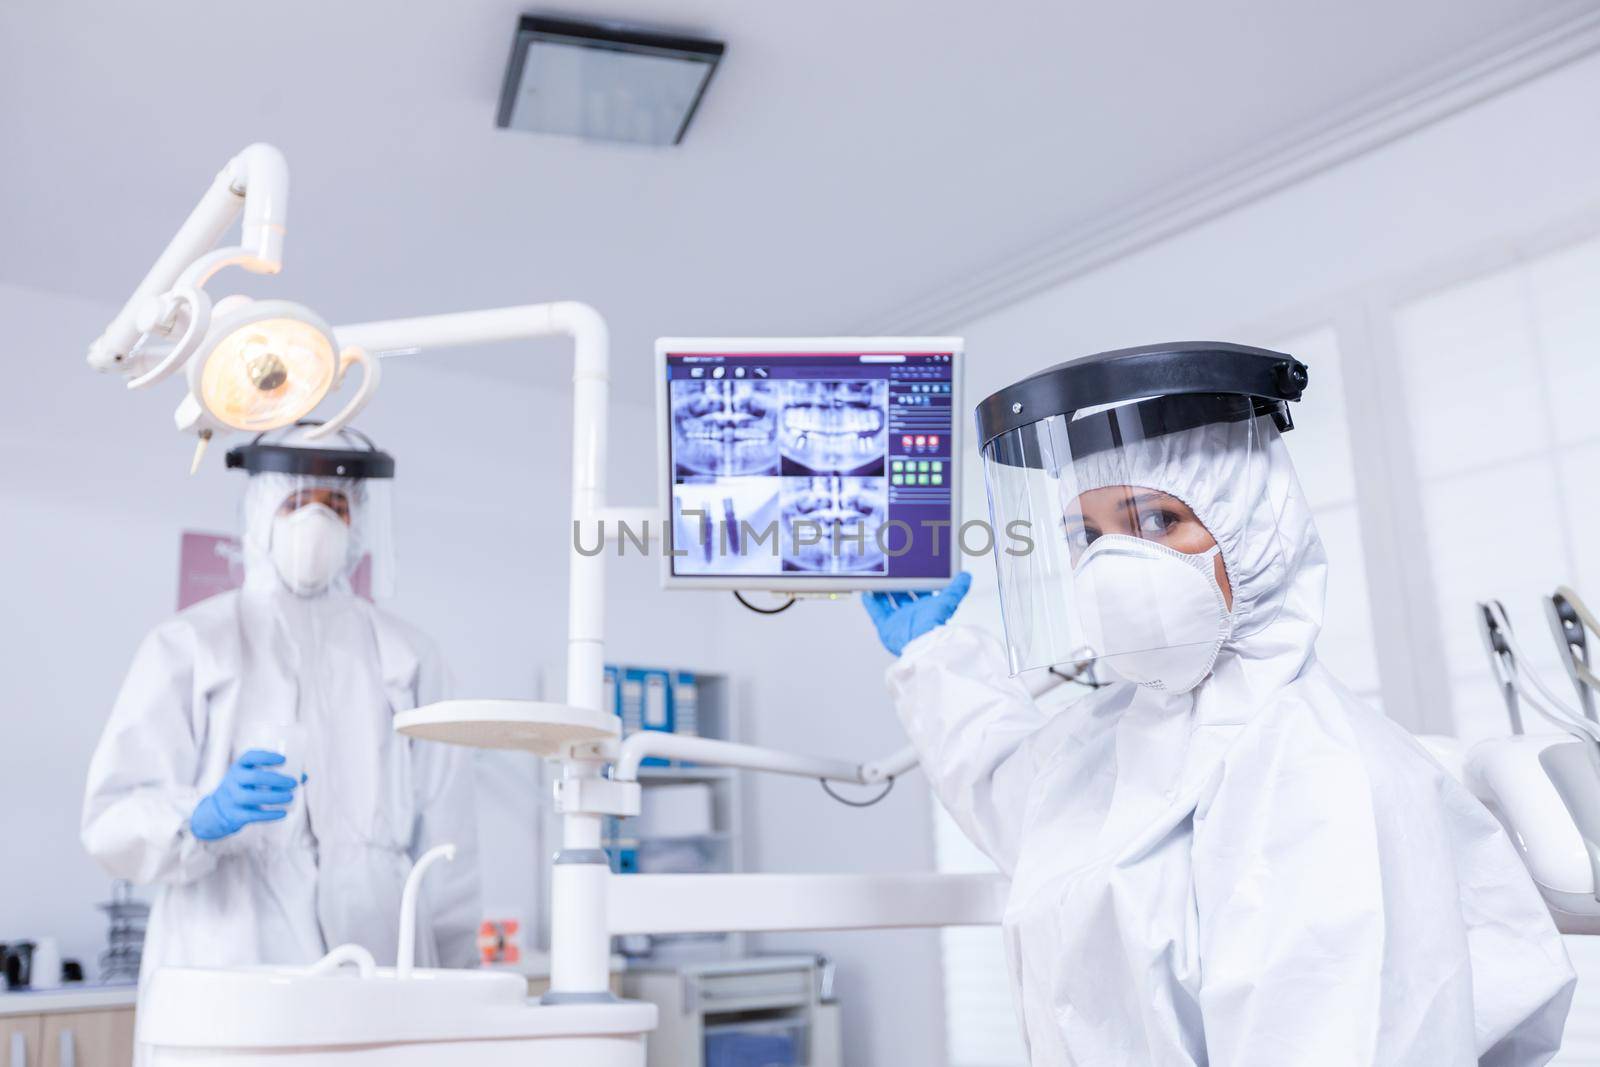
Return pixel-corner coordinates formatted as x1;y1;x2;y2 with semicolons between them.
190;750;299;841
861;572;973;656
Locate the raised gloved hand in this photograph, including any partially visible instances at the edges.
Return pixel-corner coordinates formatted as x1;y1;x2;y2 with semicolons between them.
190;750;299;841
861;572;973;656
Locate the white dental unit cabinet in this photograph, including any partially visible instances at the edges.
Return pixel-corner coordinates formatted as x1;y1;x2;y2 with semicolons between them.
622;957;841;1067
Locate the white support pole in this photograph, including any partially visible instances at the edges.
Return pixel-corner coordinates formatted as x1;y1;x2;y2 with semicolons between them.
336;301;622;1001
548;860;612;994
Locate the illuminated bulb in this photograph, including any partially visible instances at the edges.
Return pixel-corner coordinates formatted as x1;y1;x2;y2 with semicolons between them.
243;340;289;392
191;301;340;431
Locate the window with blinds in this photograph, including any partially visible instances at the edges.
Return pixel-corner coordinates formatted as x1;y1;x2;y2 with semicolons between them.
1394;234;1600;742
1392;234;1600;1066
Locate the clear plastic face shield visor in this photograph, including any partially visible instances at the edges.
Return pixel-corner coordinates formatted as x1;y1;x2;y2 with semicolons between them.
974;344;1307;682
966;343;1305;684
227;426;397;599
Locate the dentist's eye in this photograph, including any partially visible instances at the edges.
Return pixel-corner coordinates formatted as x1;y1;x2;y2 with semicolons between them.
1138;509;1181;538
1059;518;1098;548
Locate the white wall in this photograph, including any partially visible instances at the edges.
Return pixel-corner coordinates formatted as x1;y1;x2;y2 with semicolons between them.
0;281;717;980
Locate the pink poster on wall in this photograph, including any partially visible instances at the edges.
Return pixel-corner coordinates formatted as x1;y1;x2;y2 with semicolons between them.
177;531;244;610
177;531;372;609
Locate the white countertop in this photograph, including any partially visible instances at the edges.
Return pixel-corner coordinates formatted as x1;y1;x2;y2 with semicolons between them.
0;985;137;1017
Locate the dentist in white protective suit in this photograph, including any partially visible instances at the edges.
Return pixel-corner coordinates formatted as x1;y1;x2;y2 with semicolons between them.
82;425;480;982
863;343;1575;1066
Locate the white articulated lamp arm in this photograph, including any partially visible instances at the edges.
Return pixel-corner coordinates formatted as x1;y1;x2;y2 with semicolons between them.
861;743;919;783
235;143;289;267
88;143;289;373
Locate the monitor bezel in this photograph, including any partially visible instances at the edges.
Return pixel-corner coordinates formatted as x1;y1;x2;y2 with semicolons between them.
656;337;965;594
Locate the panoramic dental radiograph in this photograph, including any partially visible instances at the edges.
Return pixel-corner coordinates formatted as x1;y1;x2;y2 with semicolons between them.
671;380;782;477
779;381;888;475
668;371;900;577
781;475;888;574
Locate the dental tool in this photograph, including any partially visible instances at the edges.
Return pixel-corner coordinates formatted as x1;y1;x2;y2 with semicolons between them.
1478;600;1600;746
1478;600;1528;736
1546;585;1600;723
1478;600;1600;906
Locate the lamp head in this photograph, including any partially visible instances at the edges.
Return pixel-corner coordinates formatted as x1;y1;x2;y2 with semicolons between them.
188;298;340;432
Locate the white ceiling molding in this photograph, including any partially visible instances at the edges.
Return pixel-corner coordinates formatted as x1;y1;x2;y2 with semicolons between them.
862;2;1600;335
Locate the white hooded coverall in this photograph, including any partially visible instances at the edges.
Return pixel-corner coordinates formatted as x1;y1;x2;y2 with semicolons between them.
890;419;1574;1065
81;470;480;978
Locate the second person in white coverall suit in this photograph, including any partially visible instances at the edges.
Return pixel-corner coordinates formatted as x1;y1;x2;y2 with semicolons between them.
866;343;1575;1065
82;426;481;980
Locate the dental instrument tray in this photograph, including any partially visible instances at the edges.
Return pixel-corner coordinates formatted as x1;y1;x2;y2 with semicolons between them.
657;337;964;593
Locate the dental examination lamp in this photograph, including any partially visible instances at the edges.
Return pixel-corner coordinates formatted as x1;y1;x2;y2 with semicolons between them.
87;144;378;469
86;145;1005;1035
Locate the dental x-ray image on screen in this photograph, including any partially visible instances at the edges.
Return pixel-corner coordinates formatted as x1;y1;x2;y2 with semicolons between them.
659;338;962;591
780;475;887;574
671;479;783;576
779;380;888;476
671;379;781;477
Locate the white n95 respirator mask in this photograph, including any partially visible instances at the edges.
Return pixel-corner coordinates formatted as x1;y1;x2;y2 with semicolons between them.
270;504;351;596
1073;535;1234;693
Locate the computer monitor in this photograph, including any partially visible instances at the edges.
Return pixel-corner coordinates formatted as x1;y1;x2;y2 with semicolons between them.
657;337;964;592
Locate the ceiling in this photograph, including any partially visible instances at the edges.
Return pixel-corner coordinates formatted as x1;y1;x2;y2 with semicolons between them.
0;0;1586;399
